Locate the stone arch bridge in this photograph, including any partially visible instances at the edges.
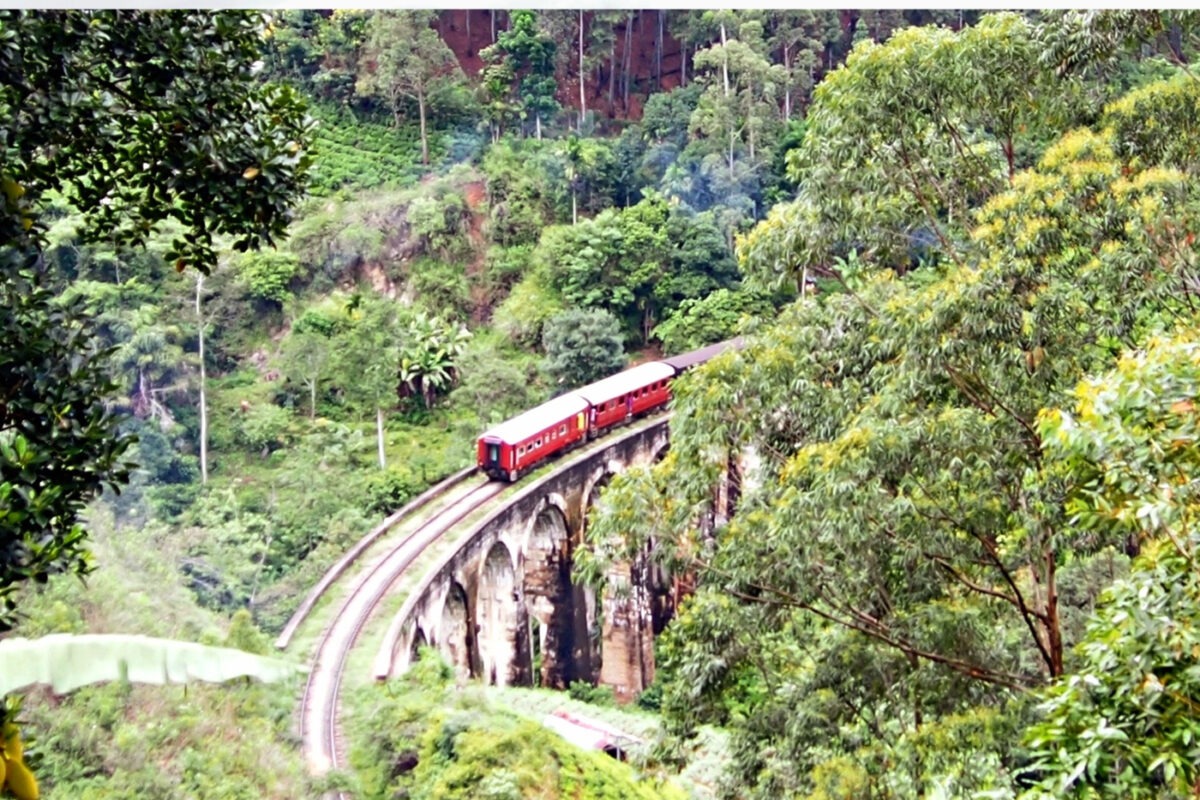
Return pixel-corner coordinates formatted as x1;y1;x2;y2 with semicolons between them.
373;417;714;702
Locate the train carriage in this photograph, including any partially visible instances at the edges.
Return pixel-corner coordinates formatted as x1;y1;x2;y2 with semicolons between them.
477;394;589;481
659;337;744;373
476;339;743;482
573;362;675;437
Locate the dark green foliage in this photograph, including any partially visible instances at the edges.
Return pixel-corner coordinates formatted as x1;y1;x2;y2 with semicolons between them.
0;10;315;271
111;421;201;523
364;467;422;516
541;308;626;392
537;195;738;344
653;288;774;355
482;137;558;246
0;270;134;629
0;9;315;628
479;11;559;140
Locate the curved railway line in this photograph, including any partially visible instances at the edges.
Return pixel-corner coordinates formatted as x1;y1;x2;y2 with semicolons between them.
287;409;683;797
291;472;506;782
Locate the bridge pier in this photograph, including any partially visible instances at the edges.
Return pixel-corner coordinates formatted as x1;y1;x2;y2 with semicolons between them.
378;418;673;700
598;560;655;703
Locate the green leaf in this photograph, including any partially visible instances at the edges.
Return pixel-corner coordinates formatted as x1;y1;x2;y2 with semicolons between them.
0;633;304;695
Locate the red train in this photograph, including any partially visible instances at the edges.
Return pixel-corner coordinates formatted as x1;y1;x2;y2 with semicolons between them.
476;339;740;481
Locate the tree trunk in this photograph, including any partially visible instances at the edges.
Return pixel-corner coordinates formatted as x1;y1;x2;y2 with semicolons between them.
308;378;317;419
655;11;663;88
608;36;616;108
1045;548;1063;677
571;190;578;224
465;10;471;53
783;44;792;122
720;22;730;98
747;81;757;163
535;112;542;140
196;274;208;485
376;406;387;470
681;42;687;87
578;10;586;129
418;88;429;165
491;9;496;43
622;13;633;111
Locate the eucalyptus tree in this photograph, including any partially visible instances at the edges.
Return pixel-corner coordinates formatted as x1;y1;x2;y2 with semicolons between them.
582;33;1200;797
765;10;841;121
1024;335;1200;799
690;15;786;176
740;13;1063;287
333;294;402;469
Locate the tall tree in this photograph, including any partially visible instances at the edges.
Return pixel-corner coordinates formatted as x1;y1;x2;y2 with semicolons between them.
479;10;558;140
195;273;209;484
0;10;314;627
356;10;465;165
582;38;1200;798
334;295;401;470
1024;334;1200;799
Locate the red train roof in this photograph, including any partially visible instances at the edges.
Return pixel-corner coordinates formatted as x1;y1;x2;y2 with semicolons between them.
573;362;675;405
478;393;590;445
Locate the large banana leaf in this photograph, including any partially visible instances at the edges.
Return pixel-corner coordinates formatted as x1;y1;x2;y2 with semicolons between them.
0;634;304;695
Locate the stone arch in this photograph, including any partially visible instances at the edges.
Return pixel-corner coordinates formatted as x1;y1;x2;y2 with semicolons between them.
575;469;619;685
409;626;428;663
522;502;576;688
477;541;529;686
437;581;475;681
581;468;618;541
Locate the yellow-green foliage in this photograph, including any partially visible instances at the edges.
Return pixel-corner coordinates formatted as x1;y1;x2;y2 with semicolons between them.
347;655;687;800
1103;70;1200;173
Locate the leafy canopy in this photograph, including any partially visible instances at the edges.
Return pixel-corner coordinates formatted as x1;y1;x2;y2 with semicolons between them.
0;10;315;628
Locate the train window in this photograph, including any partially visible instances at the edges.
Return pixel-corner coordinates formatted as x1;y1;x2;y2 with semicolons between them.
536;438;542;448
559;424;567;435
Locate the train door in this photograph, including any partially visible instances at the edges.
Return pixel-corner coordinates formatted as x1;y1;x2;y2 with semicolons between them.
484;441;501;468
625;393;633;417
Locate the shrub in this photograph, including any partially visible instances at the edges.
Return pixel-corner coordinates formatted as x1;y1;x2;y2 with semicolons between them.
235;250;299;306
235;404;293;455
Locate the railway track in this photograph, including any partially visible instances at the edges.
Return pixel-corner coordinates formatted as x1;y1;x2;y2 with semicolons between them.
297;475;506;785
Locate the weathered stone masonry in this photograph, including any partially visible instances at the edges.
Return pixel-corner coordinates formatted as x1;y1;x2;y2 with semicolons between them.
378;418;671;698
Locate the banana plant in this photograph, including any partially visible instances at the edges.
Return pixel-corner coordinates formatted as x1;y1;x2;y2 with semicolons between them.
0;633;305;800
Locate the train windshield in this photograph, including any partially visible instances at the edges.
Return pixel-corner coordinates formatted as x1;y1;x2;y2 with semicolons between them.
486;443;500;464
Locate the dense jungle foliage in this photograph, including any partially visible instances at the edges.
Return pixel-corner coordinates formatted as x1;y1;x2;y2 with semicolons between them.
5;7;1200;799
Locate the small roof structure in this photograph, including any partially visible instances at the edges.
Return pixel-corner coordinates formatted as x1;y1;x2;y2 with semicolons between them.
540;709;643;761
477;394;589;445
574;362;675;406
